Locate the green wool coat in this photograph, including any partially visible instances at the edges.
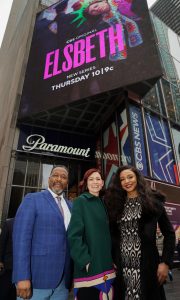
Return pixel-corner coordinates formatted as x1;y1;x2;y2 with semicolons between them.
68;192;114;279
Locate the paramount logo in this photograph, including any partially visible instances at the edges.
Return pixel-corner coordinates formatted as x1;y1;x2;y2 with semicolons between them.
22;134;90;157
21;134;127;162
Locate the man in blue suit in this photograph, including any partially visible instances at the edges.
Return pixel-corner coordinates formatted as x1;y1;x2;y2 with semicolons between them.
13;165;72;300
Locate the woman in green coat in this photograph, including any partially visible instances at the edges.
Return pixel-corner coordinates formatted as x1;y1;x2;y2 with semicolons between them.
68;168;116;300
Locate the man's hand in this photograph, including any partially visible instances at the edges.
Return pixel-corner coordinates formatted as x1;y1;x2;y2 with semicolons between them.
157;262;169;285
16;280;32;299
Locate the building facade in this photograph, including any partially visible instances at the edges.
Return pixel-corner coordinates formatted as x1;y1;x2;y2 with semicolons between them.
0;0;39;222
151;0;180;36
0;0;180;238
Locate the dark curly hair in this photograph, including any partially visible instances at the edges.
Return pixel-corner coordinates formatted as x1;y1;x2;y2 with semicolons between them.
104;165;161;222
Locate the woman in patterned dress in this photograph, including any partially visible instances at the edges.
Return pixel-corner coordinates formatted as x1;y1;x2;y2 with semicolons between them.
105;165;175;300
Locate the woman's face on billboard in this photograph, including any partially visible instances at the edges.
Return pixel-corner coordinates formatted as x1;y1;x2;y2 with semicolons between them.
88;0;110;16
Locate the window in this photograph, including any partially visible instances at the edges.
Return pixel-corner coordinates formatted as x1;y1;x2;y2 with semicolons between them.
161;78;176;120
143;85;161;114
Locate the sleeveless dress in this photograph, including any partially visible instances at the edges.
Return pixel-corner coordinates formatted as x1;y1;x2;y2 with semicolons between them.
119;197;142;300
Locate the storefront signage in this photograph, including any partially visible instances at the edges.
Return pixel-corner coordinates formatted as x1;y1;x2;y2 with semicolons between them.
129;105;147;175
18;125;123;163
18;125;96;160
20;131;121;161
21;133;122;161
22;134;91;157
18;0;161;119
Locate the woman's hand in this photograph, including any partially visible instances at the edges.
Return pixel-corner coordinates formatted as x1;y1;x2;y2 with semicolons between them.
157;262;169;285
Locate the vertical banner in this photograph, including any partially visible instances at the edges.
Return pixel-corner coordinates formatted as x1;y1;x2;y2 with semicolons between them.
129;104;148;175
119;108;132;165
103;121;119;187
145;113;177;184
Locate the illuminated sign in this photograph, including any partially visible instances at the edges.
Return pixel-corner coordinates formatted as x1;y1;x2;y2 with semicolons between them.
18;125;95;160
19;0;162;118
18;126;123;162
22;134;91;157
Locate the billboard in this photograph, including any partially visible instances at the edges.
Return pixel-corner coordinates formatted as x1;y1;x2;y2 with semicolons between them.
19;0;162;118
145;113;177;184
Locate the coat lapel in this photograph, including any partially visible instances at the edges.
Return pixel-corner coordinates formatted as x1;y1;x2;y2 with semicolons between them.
43;190;64;222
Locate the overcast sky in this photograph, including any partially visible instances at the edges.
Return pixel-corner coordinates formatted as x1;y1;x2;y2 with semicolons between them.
0;0;13;47
0;0;157;48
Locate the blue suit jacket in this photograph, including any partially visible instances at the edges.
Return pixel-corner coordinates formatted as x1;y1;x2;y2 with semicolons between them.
13;190;72;289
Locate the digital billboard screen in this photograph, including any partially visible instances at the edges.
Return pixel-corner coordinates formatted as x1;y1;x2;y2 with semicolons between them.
19;0;162;118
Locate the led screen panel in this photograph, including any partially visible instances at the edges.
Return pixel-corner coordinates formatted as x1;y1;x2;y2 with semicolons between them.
145;113;177;184
19;0;162;118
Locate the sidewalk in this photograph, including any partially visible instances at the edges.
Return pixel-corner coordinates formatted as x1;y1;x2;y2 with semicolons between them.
164;268;180;300
68;268;180;300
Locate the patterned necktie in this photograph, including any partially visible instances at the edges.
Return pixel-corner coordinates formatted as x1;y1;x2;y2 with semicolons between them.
56;196;64;218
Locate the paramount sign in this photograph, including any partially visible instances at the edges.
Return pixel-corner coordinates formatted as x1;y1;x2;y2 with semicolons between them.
22;134;91;158
21;133;121;162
